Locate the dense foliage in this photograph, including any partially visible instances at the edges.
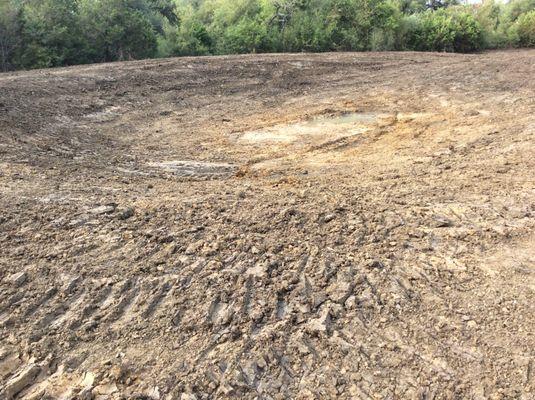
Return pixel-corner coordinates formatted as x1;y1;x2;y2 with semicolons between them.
1;0;534;71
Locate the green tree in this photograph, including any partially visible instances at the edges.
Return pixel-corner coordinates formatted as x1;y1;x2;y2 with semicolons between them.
81;0;159;62
503;0;535;23
158;2;213;56
404;8;483;52
16;0;88;69
474;0;507;48
0;1;22;71
508;9;535;46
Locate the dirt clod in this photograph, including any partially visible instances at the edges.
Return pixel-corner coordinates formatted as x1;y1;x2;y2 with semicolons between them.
7;272;27;287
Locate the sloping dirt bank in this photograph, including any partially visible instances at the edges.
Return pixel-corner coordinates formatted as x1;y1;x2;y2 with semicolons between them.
0;50;534;399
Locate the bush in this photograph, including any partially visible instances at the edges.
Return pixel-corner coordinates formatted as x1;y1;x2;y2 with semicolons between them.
81;0;158;62
220;17;269;53
370;0;403;50
503;0;535;23
16;0;88;69
0;1;22;71
279;8;336;52
508;10;535;46
404;9;483;52
164;22;213;56
473;0;508;48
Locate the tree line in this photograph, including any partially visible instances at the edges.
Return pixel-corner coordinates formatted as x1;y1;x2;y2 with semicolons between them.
1;0;534;72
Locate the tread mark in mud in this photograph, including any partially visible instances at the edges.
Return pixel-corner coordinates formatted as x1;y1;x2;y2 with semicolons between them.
302;275;313;306
34;290;86;333
242;276;253;316
0;352;23;382
48;291;88;330
69;284;114;329
22;288;58;319
0;362;41;399
101;279;138;323
142;282;173;318
301;334;320;361
276;294;287;320
0;292;25;314
89;283;127;323
297;254;309;275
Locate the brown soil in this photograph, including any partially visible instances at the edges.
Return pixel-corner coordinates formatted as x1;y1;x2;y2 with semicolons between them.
0;50;534;399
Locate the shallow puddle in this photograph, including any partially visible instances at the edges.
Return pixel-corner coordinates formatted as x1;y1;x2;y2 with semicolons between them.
238;112;392;145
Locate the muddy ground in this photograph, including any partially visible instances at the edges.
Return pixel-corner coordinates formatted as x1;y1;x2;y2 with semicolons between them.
0;50;534;399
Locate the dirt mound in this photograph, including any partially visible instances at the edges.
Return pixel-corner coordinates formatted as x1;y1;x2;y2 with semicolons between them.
0;51;534;399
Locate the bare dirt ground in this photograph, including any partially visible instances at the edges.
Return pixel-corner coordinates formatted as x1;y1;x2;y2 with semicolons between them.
0;50;534;399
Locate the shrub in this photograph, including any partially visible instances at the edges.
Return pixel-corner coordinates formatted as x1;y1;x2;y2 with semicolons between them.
16;0;88;69
503;0;535;23
508;10;535;47
404;9;483;52
81;0;158;62
280;7;336;52
164;18;213;56
220;17;269;53
0;1;22;71
473;0;509;48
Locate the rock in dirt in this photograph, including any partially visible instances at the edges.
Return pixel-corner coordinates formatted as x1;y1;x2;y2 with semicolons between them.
307;307;332;334
89;204;116;215
93;383;118;396
1;364;41;399
78;386;94;400
7;272;27;287
63;275;81;294
117;207;135;220
432;215;454;228
180;394;198;400
328;281;355;304
324;213;336;223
